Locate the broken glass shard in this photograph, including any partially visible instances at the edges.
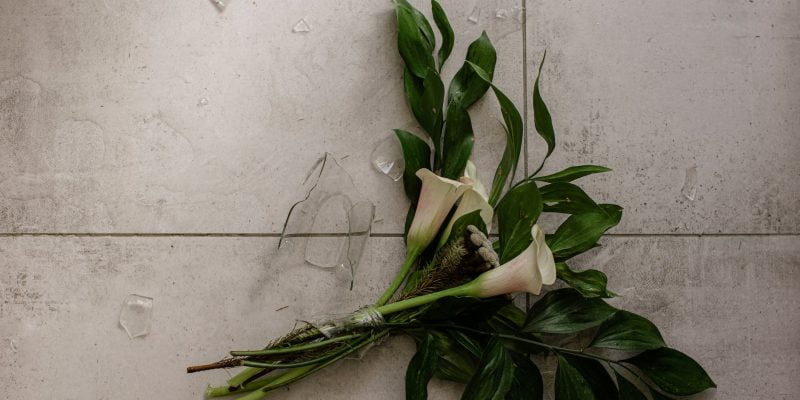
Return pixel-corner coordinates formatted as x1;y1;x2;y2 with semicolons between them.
468;7;481;24
495;8;509;19
197;97;209;107
292;18;311;33
371;135;405;181
119;294;153;339
681;166;698;201
209;0;226;10
9;339;17;353
275;153;375;285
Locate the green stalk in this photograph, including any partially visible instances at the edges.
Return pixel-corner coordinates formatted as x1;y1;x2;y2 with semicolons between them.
207;371;289;397
230;334;362;356
375;248;422;306
376;281;479;316
236;331;390;400
225;367;266;390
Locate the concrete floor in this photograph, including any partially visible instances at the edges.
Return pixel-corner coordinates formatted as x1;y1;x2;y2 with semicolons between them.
1;0;798;399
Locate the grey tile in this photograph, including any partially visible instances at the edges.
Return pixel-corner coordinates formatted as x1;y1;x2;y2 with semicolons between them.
525;0;800;234
2;235;799;398
0;0;523;234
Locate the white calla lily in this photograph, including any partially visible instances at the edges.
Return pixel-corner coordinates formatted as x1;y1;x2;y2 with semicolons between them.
406;168;470;254
472;224;556;296
437;176;493;249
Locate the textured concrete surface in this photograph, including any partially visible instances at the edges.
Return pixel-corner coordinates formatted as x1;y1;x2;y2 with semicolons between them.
1;0;799;399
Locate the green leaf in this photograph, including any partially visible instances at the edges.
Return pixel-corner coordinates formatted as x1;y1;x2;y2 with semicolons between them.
406;333;438;400
420;296;509;322
495;181;543;263
531;51;555;175
624;348;716;396
395;130;432;204
403;68;445;144
440;103;474;179
556;262;614;298
540;182;599;214
448;32;497;109
559;354;618;399
616;373;648;400
524;288;618;334
393;0;436;78
461;339;514;400
506;354;543;400
431;0;454;71
547;204;623;259
466;62;524;206
535;165;611;183
591;310;666;350
442;209;486;246
554;354;594;400
421;330;479;383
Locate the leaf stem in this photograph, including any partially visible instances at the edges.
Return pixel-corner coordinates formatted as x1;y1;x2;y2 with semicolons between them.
375;282;477;316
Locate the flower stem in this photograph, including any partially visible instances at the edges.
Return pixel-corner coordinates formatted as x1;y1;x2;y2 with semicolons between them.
375;248;422;306
375;281;478;316
230;334;363;357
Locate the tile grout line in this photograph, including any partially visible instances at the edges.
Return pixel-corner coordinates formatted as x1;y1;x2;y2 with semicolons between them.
1;233;797;238
521;0;529;178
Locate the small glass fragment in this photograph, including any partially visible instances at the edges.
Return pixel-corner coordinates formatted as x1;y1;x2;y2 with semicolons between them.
119;294;153;339
495;8;509;19
292;18;312;33
9;339;17;353
467;7;481;23
197;97;209;107
209;0;226;10
371;135;405;181
681;166;698;201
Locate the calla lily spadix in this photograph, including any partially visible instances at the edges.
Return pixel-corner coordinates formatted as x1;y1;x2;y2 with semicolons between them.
376;224;557;316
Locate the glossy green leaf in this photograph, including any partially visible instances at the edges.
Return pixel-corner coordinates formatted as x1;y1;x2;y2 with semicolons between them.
447;32;496;109
540;182;599;214
461;339;514;400
560;354;618;399
442;209;486;246
467;62;524;206
624;348;716;396
535;165;611;183
423;330;480;383
393;0;436;78
403;68;444;143
616;373;648;400
547;204;623;259
524;288;618;334
420;296;509;322
495;181;543;263
531;51;554;175
556;262;615;298
554;354;595;400
406;333;438;400
431;0;454;71
440;103;474;179
591;310;666;350
506;354;543;400
395;129;432;204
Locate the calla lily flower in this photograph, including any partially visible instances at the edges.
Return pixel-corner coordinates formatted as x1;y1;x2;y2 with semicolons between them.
406;168;470;254
437;164;493;248
472;224;556;296
377;224;557;317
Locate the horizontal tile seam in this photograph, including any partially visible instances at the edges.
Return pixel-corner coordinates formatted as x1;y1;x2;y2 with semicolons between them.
0;232;798;238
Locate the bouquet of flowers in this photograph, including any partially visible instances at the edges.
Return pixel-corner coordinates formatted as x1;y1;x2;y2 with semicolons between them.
188;1;715;399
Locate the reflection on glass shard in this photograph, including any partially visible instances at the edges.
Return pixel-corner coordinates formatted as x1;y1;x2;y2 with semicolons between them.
371;135;405;181
292;18;312;33
681;166;698;201
209;0;226;11
468;7;480;24
119;294;153;339
276;153;374;285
